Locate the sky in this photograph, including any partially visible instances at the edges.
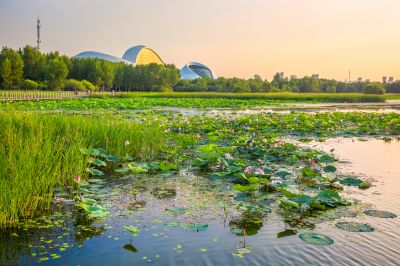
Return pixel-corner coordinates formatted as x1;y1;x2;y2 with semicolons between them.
0;0;399;81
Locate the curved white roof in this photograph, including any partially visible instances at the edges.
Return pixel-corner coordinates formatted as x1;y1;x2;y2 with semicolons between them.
122;45;164;65
180;62;214;80
74;51;130;64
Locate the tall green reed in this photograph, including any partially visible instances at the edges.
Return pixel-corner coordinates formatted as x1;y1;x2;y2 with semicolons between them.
0;112;164;226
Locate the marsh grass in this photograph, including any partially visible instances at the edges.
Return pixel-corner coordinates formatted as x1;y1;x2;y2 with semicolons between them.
0;112;164;226
114;92;386;103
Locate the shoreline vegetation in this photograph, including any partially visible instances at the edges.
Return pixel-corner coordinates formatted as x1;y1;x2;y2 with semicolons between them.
0;112;164;227
1;109;399;227
1;45;400;95
0;92;390;112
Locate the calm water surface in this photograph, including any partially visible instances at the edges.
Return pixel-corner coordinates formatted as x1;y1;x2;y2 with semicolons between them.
1;138;399;266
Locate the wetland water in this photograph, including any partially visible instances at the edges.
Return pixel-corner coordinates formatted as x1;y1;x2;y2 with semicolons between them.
1;138;399;266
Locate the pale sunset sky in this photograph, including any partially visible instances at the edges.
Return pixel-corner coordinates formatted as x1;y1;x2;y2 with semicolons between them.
0;0;399;81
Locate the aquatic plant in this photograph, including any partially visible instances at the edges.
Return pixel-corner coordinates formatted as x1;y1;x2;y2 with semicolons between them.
0;112;164;226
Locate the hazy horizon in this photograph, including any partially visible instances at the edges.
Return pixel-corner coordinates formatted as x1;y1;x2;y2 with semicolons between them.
0;0;399;81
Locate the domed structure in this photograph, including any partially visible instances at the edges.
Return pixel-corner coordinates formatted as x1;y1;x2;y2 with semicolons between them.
74;45;164;66
180;62;214;80
122;45;164;65
74;51;130;64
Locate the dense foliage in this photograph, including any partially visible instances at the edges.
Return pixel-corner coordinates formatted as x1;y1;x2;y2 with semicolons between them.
175;74;395;94
0;45;180;92
0;45;398;94
0;112;164;226
0;92;386;111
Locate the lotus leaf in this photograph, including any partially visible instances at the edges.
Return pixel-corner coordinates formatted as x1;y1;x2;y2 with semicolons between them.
364;210;397;218
335;222;374;232
299;232;334;246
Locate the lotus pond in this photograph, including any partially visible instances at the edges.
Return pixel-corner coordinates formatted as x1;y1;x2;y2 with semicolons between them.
0;107;399;266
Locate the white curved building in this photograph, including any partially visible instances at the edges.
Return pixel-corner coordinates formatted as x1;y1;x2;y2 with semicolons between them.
74;45;164;66
74;51;130;63
122;45;164;65
180;62;214;80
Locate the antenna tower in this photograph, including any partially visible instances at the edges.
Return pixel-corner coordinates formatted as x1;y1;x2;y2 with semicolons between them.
36;17;41;50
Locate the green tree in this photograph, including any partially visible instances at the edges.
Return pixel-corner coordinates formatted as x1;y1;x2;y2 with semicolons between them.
363;83;385;94
22;79;39;90
100;61;115;90
47;58;68;90
0;47;24;88
20;45;45;81
1;58;12;89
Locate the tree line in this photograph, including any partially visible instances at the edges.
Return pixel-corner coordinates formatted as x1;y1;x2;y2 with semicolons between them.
0;45;180;91
175;74;399;94
1;45;399;94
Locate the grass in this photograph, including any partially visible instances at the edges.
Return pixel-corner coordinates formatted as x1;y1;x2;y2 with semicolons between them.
0;92;389;111
113;92;386;103
0;112;164;227
384;94;400;100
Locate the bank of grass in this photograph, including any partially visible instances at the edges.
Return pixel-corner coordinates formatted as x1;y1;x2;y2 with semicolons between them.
0;112;164;227
112;92;386;103
384;94;400;100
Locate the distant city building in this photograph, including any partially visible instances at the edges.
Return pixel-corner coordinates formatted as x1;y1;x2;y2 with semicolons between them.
290;75;297;80
366;79;371;83
276;72;285;79
180;62;214;80
388;77;394;83
74;45;164;66
311;74;320;79
382;76;387;83
357;77;363;82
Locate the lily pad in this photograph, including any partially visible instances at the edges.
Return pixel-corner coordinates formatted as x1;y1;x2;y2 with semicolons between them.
298;232;334;246
184;223;208;232
335;222;374;232
339;177;363;187
90;158;107;167
319;155;334;163
324;165;337;173
123;244;138;253
85;167;104;176
277;229;297;238
364;210;397;218
280;199;299;208
164;222;180;227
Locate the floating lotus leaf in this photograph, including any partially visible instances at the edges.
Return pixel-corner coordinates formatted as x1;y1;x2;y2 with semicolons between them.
280;199;299;208
319;155;334;163
158;162;178;172
364;210;397;218
233;184;258;192
123;244;138;253
299;232;334;246
277;229;297;238
184;223;208;232
123;226;140;235
77;200;109;219
292;195;313;205
90;158;106;167
340;177;363;187
105;155;118;163
335;222;374;232
324;165;337;173
164;222;180;227
233;192;253;202
85;167;104;176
